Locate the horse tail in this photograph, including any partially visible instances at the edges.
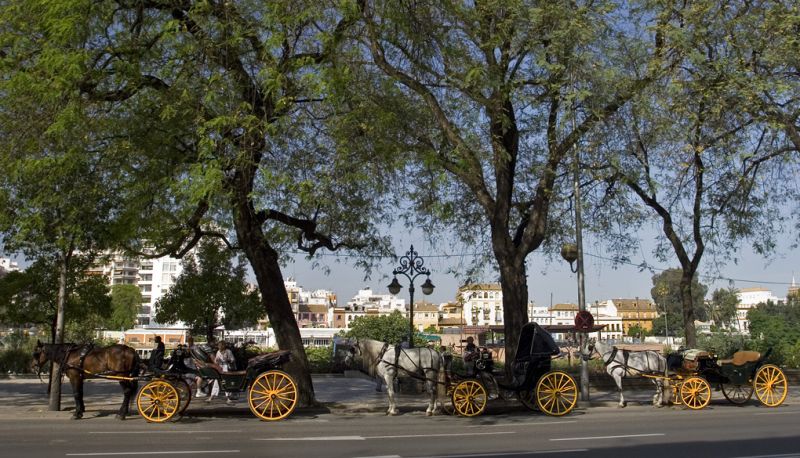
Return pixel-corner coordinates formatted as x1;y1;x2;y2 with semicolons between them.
436;351;447;400
131;348;145;377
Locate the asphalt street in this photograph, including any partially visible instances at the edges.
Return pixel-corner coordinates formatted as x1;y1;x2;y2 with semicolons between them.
0;374;798;458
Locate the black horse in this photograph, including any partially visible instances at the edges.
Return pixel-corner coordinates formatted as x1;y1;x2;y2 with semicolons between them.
33;341;141;420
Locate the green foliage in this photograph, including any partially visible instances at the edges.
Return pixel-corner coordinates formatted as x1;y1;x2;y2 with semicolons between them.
747;300;800;366
710;288;739;329
423;325;439;334
109;284;141;331
650;314;685;338
0;330;38;374
305;345;334;374
626;324;650;338
651;269;709;322
344;311;426;347
155;239;261;341
0;257;111;341
697;332;752;359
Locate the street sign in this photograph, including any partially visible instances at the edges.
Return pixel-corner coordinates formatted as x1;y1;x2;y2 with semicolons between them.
574;310;594;332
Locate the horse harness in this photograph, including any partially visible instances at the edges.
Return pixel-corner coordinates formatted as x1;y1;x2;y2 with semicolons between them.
604;346;659;377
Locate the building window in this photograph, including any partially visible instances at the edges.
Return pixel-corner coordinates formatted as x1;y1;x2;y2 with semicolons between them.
140;274;152;282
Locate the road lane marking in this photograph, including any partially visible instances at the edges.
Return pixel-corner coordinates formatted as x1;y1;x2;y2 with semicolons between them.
731;454;800;458
66;451;239;456
754;411;800;416
88;430;241;435
369;432;514;439
425;450;588;457
470;420;577;428
352;456;402;458
550;433;664;441
256;436;365;441
255;432;514;441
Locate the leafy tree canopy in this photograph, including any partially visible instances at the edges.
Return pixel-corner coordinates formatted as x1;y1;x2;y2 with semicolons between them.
109;284;141;331
344;311;426;347
650;268;709;322
0;256;111;342
710;288;740;329
747;299;800;366
155;239;261;342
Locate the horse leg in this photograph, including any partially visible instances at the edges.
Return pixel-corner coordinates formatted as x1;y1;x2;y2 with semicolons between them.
611;370;626;408
117;380;134;420
424;370;437;416
69;374;83;419
383;370;398;416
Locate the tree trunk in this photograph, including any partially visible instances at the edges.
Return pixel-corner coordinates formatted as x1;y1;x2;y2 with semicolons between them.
497;255;529;380
48;255;68;411
680;271;698;348
232;198;316;406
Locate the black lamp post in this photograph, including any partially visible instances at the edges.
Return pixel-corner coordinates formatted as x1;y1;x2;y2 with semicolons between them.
387;245;435;347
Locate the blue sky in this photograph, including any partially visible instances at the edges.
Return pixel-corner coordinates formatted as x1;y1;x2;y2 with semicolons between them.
284;228;800;307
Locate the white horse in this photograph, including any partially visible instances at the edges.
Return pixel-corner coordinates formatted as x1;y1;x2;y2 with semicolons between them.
345;338;444;416
589;340;669;408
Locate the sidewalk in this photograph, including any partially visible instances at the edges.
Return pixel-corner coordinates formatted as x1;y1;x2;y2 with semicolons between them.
0;373;797;420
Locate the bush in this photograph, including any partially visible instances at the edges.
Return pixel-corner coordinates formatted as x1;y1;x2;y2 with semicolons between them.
306;345;334;373
697;332;752;359
0;348;33;374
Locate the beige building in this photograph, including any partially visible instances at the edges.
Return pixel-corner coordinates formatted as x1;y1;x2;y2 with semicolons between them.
412;301;440;331
611;298;657;335
459;283;504;326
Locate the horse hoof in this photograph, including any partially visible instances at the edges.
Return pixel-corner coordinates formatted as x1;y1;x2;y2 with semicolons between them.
425;411;433;417
71;414;82;420
116;414;126;420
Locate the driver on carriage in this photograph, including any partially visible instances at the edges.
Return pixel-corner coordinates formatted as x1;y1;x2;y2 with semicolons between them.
463;336;478;376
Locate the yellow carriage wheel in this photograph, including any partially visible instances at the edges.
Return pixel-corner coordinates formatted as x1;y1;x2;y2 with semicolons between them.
171;379;192;415
679;377;711;410
535;371;578;416
518;389;537;411
451;380;487;417
248;370;298;421
137;380;179;423
754;364;788;407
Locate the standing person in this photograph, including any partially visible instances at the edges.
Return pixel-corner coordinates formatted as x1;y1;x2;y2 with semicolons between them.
211;341;236;405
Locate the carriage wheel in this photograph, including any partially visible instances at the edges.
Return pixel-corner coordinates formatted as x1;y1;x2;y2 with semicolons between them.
536;371;578;416
451;380;487;417
136;380;179;423
721;383;754;405
754;364;788;407
518;389;537;411
679;377;711;410
171;379;192;415
248;370;298;421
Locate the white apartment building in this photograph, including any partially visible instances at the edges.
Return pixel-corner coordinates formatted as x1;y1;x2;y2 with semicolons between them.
347;287;406;313
283;278;337;327
735;287;784;333
89;252;185;328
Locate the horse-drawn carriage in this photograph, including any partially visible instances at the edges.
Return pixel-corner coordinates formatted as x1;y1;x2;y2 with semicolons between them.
346;322;578;417
136;345;298;422
32;341;298;423
590;339;789;410
662;348;788;409
448;322;579;417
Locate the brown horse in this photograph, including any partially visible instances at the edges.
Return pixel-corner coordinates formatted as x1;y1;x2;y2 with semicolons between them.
33;341;141;420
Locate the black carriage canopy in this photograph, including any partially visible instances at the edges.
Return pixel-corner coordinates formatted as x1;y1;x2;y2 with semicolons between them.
516;322;560;360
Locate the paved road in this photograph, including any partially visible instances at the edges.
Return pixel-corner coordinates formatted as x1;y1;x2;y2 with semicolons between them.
1;400;799;458
1;375;797;457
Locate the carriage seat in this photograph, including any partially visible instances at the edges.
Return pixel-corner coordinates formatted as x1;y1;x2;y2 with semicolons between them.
682;349;710;361
718;351;760;366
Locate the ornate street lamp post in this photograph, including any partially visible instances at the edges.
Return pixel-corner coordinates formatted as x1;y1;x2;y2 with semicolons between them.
387;245;435;347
